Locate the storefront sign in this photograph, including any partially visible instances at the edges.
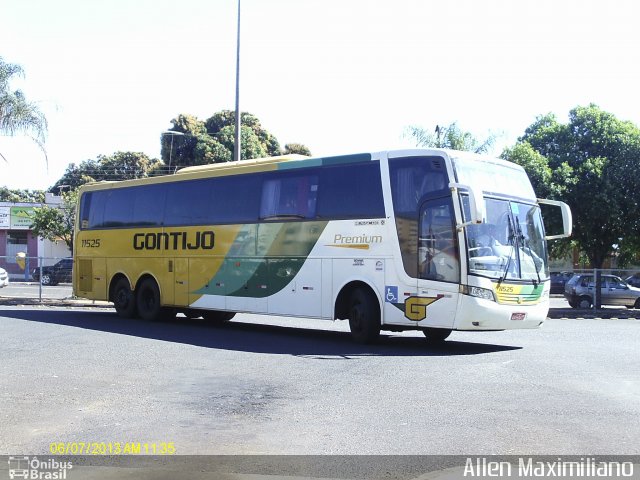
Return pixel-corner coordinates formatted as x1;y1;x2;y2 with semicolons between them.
10;206;37;229
0;206;10;228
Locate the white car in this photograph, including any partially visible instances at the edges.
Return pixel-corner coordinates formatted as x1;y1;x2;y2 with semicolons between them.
0;267;9;288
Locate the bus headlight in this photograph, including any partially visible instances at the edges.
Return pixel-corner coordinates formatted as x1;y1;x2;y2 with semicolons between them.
462;285;496;302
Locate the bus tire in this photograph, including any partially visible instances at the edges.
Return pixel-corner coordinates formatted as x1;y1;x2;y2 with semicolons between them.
422;327;452;343
137;277;163;321
203;311;236;323
348;287;380;344
182;309;203;319
112;277;137;318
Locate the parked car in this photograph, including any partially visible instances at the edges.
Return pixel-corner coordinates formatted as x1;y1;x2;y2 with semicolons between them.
550;271;573;294
625;273;640;288
564;274;640;309
0;267;8;288
31;258;73;286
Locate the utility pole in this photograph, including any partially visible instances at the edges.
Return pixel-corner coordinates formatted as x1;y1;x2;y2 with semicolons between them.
233;0;241;162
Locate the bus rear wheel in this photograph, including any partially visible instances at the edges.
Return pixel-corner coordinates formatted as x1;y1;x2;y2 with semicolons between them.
113;278;137;318
137;278;163;321
422;327;452;343
348;288;380;344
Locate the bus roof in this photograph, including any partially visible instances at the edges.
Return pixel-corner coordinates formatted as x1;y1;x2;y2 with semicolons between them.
78;152;375;192
77;148;521;193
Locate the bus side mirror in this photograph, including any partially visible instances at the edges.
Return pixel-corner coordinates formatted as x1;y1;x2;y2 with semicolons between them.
538;198;572;240
450;182;485;230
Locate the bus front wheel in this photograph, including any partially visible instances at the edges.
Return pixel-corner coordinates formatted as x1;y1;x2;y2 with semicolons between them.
422;327;452;343
203;311;236;323
348;288;380;344
113;278;137;318
137;278;162;321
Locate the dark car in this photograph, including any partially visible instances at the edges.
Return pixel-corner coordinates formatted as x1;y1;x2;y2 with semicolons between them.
550;271;573;294
626;273;640;288
32;258;73;286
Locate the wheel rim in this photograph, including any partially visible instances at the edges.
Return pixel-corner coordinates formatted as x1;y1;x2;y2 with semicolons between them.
579;299;591;309
41;274;51;285
114;287;130;310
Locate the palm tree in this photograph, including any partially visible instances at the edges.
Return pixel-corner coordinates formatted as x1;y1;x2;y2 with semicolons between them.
404;122;497;154
0;57;48;163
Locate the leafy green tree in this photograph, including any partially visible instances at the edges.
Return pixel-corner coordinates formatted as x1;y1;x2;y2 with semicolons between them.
193;135;232;164
51;151;162;192
0;57;48;163
0;187;45;203
29;190;77;252
284;143;312;156
160;114;206;168
404;122;497;153
162;110;308;167
503;104;640;268
214;125;268;161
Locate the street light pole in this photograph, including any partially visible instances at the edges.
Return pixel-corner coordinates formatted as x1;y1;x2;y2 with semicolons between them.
233;0;241;162
161;131;185;171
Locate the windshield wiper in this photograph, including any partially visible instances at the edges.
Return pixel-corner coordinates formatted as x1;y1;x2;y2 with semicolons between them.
498;215;516;285
516;217;542;285
260;214;306;221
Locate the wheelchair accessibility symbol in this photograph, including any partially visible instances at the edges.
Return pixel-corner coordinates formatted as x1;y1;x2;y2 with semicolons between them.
385;286;398;303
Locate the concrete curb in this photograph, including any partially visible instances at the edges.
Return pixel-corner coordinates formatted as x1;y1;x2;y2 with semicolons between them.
0;297;113;309
547;308;639;320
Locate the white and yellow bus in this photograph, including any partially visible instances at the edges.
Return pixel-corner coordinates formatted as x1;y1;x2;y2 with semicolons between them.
73;149;571;343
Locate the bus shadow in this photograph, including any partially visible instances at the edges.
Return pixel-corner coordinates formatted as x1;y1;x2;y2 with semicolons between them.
4;309;522;357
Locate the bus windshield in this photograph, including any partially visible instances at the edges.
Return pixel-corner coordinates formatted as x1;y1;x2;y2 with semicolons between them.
462;196;549;282
451;154;536;200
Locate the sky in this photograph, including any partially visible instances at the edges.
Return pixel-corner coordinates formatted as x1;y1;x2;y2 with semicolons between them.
1;0;639;190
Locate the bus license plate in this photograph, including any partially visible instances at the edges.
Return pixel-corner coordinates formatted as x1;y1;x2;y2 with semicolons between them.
511;312;526;321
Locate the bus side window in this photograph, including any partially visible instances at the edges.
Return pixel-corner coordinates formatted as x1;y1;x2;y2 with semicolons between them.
165;180;211;226
103;189;133;227
79;193;92;229
260;175;318;220
316;163;385;219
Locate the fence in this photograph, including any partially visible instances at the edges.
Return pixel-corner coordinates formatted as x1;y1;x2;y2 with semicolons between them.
0;255;73;303
1;256;639;307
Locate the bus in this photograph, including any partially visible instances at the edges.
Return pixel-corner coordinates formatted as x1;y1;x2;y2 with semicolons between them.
73;149;572;344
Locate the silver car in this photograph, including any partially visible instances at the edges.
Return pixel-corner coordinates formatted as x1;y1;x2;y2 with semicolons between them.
564;274;640;309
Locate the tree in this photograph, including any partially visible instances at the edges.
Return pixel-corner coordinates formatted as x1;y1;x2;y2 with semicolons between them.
30;190;77;253
284;143;312;156
0;187;45;203
502;104;640;268
0;57;48;163
160;114;205;168
161;110;310;167
50;151;162;192
404;122;497;153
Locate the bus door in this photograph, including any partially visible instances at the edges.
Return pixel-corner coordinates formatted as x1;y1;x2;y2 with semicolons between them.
415;197;459;328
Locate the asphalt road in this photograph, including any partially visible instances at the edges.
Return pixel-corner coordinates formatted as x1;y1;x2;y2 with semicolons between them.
1;307;639;460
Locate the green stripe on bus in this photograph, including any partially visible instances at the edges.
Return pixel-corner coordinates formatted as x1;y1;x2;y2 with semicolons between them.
194;221;328;298
277;153;372;170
